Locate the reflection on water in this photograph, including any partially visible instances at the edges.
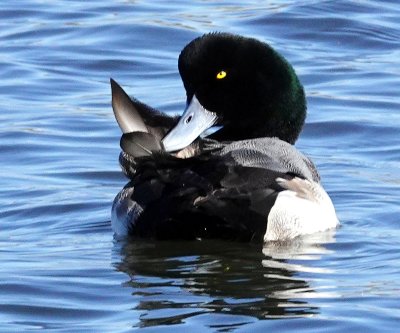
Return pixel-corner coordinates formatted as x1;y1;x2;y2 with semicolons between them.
115;231;337;326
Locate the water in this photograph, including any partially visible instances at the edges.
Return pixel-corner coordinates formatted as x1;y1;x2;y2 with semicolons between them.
1;1;399;332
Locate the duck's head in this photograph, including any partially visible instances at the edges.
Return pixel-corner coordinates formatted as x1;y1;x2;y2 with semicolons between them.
162;33;306;152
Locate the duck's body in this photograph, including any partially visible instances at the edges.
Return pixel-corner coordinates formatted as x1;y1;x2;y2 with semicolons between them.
110;33;339;242
112;136;337;241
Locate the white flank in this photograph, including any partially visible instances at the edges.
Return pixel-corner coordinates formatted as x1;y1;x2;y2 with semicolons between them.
264;177;339;242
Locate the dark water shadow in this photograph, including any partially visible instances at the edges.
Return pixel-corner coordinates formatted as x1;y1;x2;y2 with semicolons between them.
113;231;336;328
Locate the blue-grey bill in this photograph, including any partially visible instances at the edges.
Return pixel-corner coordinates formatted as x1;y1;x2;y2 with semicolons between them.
162;95;217;152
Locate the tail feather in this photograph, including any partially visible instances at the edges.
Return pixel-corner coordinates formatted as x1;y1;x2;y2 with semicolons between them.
111;78;165;157
120;132;163;157
111;78;148;134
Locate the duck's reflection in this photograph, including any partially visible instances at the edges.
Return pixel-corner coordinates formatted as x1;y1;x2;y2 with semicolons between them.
114;230;336;327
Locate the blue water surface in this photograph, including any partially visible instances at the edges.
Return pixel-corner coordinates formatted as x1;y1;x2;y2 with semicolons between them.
1;1;400;332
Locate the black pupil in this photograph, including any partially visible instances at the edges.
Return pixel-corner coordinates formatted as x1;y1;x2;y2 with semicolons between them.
186;115;193;123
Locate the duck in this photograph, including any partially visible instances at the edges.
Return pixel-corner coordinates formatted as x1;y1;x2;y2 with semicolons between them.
111;32;339;242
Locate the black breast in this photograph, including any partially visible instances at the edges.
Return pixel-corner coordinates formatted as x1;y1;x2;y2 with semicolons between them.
123;138;319;242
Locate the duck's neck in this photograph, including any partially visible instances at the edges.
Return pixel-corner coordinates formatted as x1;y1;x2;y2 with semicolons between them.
209;108;306;145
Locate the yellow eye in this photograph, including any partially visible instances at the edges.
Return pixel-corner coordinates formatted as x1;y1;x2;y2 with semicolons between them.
216;70;227;80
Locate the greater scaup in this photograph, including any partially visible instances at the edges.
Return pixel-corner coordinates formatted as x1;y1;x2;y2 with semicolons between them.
111;33;339;242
